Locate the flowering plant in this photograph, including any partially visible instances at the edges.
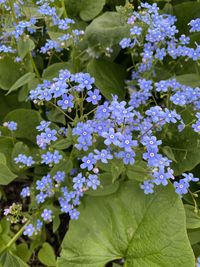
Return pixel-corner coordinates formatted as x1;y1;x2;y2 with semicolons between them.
1;0;200;266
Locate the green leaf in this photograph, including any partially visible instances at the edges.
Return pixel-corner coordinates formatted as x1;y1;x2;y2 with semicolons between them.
53;215;61;233
164;110;200;175
85;11;130;48
58;181;194;267
184;205;200;229
47;108;66;124
52;139;72;150
87;59;126;100
16;243;31;263
0;251;29;267
162;146;177;163
0;58;22;90
0;153;6;165
38;242;56;267
86;173;120;196
0;163;17;185
6;72;35;95
17;38;35;59
50;158;73;177
0;137;14;168
0;91;30;122
173;2;200;34
42;62;73;80
126;161;152;181
175;74;200;87
79;0;106;21
4;109;42;143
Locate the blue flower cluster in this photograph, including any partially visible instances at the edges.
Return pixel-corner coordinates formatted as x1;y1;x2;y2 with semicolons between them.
10;2;200;237
120;2;200;78
14;154;35;167
0;0;84;58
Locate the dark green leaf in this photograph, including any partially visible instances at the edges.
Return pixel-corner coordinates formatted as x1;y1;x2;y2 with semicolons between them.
0;58;22;90
85;11;130;48
52;139;72;150
17;38;35;59
6;72;35;95
4;109;42;143
185;205;200;229
87;59;126;100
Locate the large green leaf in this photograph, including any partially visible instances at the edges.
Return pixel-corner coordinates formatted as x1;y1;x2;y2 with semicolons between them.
85;12;130;48
0;251;28;267
163;110;200;175
0;58;22;90
0;163;17;185
79;0;106;21
4;109;42;143
175;74;200;87
0;91;30;122
173;2;200;34
57;181;194;267
6;72;35;95
87;59;126;100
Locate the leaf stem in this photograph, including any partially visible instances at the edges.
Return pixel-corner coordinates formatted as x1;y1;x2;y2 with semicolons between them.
3;220;30;252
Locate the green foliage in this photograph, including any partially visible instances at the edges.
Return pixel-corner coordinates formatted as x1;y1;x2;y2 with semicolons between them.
38;243;56;267
87;59;126;100
4;109;42;143
0;58;22;90
58;181;194;267
85;11;130;49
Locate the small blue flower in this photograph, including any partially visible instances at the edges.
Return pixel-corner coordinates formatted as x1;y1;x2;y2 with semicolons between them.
140;181;154;194
80;153;96;171
20;187;30;198
24;224;35;237
41;209;52;222
57;94;74;109
86;89;101;105
86;174;100;190
73;173;86;190
173;179;189;195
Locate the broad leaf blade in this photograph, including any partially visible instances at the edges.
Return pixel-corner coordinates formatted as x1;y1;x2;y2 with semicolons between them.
57;181;194;267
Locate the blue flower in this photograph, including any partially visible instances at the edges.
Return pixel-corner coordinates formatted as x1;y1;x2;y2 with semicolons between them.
140;181;154;194
36;192;47;203
119;38;132;48
73;173;86;190
41;209;52;222
101;128;122;146
173;179;189;195
86;89;101;105
53;171;65;183
20;187;30;198
24;224;35;237
57;94;74;109
69;209;80;220
3;121;17;131
80;153;96;171
86;174;100;190
94;149;113;163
